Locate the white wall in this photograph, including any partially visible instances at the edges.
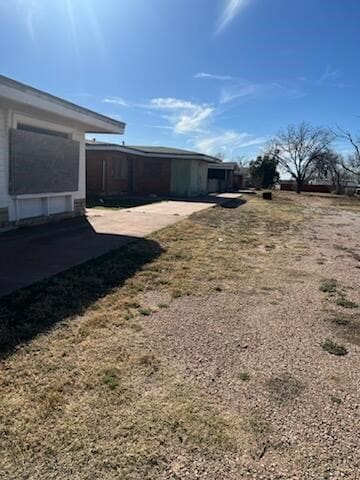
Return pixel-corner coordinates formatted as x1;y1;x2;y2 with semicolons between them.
0;102;86;222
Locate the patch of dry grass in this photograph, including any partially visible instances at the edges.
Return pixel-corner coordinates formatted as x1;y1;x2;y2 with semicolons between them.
327;313;360;347
0;193;317;478
266;373;305;402
279;191;360;212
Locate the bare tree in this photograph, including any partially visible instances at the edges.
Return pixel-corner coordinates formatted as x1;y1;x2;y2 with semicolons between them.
315;150;351;194
215;152;225;162
233;155;249;167
268;122;334;193
335;127;360;178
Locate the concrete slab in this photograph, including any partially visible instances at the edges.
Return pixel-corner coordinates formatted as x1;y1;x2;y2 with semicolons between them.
0;194;241;297
86;198;227;236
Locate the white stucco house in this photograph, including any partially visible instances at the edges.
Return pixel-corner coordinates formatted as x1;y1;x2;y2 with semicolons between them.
0;75;125;229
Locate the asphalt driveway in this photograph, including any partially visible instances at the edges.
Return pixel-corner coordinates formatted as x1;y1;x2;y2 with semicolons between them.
0;194;240;297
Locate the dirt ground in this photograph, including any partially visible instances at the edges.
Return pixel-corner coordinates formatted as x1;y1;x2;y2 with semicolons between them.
0;192;359;479
143;194;360;478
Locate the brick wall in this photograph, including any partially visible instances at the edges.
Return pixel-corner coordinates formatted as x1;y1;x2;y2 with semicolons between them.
86;150;172;196
132;156;171;195
86;150;128;196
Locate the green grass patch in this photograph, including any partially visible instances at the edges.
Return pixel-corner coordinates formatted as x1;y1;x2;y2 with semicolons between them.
321;339;348;356
158;303;169;309
330;395;342;404
336;297;358;309
330;315;351;326
171;289;182;299
238;371;251;381
320;279;337;294
102;368;120;390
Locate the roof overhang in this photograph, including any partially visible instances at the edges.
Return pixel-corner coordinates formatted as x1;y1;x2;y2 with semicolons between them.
0;75;125;134
86;144;221;163
208;162;236;170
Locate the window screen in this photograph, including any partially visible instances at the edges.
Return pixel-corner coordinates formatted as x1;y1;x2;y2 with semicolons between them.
9;128;79;195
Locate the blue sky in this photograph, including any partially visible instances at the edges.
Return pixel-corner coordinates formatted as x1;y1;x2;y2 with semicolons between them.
1;0;359;160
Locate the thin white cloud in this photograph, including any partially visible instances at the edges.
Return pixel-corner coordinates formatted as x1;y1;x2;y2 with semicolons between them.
147;97;214;134
220;83;259;103
102;96;128;106
220;81;306;104
149;97;199;110
194;130;266;156
16;0;37;41
216;0;249;34
194;72;233;81
175;107;214;134
319;65;339;83
142;95;266;158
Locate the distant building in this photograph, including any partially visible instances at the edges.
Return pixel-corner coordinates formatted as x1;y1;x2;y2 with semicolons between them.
280;176;359;195
207;163;251;192
86;142;220;198
279;180;332;193
207;162;237;192
235;166;251;189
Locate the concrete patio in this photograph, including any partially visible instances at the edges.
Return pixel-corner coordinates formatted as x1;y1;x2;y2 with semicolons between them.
0;194;241;297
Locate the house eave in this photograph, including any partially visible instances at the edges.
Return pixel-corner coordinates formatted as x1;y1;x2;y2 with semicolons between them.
208;162;236;170
86;144;221;163
0;75;125;134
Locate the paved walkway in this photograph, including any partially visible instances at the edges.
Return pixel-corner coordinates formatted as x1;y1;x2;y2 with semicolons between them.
0;194;240;297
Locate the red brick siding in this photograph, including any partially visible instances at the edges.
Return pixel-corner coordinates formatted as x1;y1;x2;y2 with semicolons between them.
86;151;171;196
105;152;128;195
132;156;171;195
86;150;104;195
86;150;128;196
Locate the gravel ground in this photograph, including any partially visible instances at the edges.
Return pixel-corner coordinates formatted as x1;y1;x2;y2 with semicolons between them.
140;196;360;479
1;193;359;479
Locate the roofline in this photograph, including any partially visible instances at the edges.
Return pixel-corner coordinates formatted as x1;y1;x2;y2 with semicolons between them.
208;162;236;170
86;143;221;163
0;75;125;134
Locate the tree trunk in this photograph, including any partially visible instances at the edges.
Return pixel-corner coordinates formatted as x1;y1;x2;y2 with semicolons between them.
296;181;302;194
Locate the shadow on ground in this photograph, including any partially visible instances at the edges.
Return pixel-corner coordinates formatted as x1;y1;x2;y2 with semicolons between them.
220;198;247;209
86;194;245;210
86;195;163;209
0;234;163;359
